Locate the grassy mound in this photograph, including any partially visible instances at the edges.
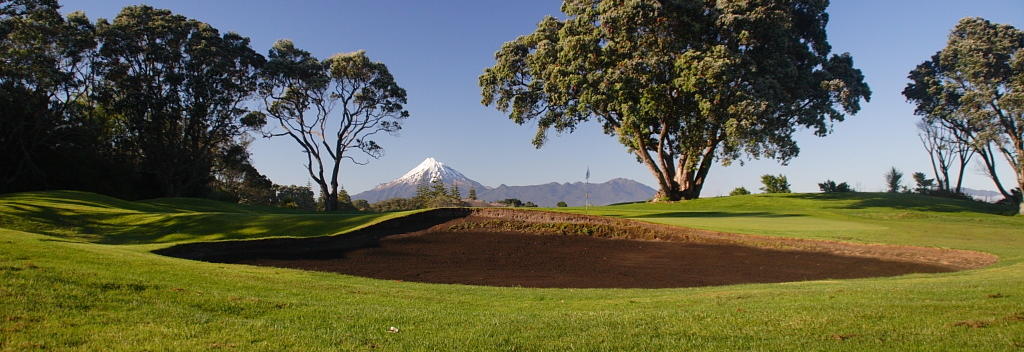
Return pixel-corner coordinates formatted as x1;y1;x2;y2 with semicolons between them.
0;190;407;244
1;190;1022;350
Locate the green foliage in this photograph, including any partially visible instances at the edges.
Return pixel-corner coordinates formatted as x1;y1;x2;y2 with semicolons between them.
0;1;119;196
93;6;264;197
370;197;420;212
556;201;568;207
729;187;751;196
274;185;315;211
480;0;870;200
317;188;356;212
818;180;853;193
904;17;1024;214
523;201;538;208
468;188;477;200
411;180;464;208
210;140;276;206
498;198;524;207
759;175;791;194
1;2;266;200
256;40;408;211
884;167;904;193
912;172;935;193
352;199;371;212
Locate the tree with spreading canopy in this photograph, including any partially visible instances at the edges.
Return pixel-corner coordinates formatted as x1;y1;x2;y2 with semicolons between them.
903;17;1023;214
250;40;408;211
480;0;869;201
93;5;265;197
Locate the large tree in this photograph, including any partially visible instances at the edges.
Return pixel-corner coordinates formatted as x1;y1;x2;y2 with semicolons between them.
92;6;264;197
904;17;1023;214
0;0;98;193
253;40;408;211
480;0;869;200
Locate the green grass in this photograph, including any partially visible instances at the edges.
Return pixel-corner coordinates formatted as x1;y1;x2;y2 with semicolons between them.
0;190;409;245
1;190;1023;351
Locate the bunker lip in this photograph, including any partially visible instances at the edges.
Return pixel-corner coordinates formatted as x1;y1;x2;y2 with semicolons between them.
154;208;998;289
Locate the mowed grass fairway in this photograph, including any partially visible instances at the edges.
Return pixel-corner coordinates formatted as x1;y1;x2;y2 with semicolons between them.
1;191;1023;351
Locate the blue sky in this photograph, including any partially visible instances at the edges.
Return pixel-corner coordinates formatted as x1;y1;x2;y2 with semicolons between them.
61;1;1024;197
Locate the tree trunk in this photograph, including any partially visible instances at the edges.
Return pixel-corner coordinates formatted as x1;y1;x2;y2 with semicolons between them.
1014;164;1024;216
978;144;1014;199
324;191;338;212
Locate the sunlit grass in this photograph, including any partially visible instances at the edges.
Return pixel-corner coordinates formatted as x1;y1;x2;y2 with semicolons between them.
1;190;1022;350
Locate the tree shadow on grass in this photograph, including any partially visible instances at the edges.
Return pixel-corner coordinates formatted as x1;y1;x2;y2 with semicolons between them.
786;192;1015;215
0;201;386;245
637;211;803;219
1;190;171;213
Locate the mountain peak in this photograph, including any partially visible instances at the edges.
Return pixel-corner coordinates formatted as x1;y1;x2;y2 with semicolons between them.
373;157;485;193
400;157;446;181
352;157;656;206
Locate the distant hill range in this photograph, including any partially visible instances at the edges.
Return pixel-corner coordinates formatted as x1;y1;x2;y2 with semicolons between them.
352;158;656;207
961;187;1003;201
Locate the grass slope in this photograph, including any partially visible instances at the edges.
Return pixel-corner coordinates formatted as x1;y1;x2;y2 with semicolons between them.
1;191;1023;351
0;191;407;245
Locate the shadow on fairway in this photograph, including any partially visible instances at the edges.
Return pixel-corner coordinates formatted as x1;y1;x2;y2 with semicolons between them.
787;192;1015;215
638;211;803;218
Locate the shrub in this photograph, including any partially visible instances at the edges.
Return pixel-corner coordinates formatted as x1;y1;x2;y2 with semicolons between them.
352;199;371;211
729;187;751;196
884;167;903;193
760;174;791;193
556;201;568;207
499;198;524;207
371;198;420;212
912;172;935;193
818;180;853;193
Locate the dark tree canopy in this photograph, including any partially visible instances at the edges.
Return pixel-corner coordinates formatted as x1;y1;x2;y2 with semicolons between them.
481;0;870;201
1;0;100;193
93;5;265;197
2;1;273;200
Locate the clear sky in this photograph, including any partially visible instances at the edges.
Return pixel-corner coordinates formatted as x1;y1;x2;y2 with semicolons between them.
60;0;1024;197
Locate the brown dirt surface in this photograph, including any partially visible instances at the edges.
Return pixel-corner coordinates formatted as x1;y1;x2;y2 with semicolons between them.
160;208;997;289
238;229;955;289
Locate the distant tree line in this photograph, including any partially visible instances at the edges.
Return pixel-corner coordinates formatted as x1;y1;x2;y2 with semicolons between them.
1;1;406;212
359;181;553;212
727;175;853;196
363;180;467;212
882;166;974;201
2;1;269;199
903;17;1023;214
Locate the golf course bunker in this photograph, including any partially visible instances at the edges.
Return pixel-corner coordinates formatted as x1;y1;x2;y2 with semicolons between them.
156;208;997;289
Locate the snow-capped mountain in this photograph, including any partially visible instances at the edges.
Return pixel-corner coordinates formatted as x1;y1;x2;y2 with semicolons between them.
352;157;657;206
353;158;488;203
